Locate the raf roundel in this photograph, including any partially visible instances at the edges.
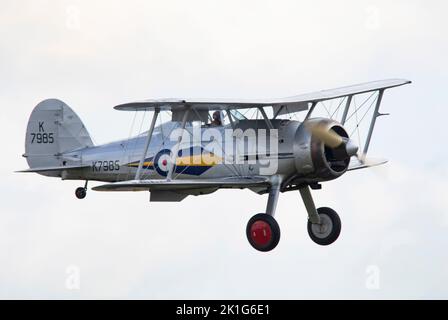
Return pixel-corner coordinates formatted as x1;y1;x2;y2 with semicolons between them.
153;149;173;177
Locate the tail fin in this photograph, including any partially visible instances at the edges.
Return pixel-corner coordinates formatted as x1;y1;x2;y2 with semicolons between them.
24;99;93;169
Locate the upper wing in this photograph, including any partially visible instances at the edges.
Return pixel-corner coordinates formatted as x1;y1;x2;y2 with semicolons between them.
114;98;307;112
280;79;410;105
92;176;271;192
114;79;411;113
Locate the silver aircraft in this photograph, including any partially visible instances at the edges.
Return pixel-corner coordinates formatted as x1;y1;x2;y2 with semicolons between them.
19;79;411;252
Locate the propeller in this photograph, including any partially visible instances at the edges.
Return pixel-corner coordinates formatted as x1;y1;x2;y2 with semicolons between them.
304;121;358;158
305;122;343;148
304;121;384;170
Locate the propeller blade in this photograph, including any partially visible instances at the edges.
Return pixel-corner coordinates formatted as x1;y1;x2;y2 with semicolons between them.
305;122;343;148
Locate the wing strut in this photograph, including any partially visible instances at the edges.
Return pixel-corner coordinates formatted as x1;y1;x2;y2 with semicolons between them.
226;110;235;128
340;95;353;125
362;89;384;155
304;101;317;120
166;107;191;181
258;107;274;129
135;108;160;180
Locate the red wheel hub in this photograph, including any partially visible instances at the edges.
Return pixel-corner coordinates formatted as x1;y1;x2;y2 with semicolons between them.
250;220;272;247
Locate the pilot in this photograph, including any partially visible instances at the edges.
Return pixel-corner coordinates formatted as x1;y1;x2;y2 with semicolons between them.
210;111;222;126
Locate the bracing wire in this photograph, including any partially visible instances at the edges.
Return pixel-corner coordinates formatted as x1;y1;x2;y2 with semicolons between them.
345;92;376;123
349;92;378;137
117;111;138;181
352;96;362;150
331;97;346;120
320;100;332;118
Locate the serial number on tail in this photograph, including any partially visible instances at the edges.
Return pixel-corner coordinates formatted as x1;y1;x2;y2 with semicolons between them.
30;133;54;144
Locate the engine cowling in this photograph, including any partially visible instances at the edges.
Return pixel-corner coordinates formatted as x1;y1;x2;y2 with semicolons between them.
293;118;356;183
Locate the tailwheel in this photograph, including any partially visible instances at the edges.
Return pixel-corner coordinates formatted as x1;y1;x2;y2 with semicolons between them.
307;207;341;245
75;187;87;199
246;213;280;252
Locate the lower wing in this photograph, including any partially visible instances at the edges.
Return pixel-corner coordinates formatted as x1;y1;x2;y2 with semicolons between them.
92;176;271;192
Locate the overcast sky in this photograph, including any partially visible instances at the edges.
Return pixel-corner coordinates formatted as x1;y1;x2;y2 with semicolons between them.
1;0;447;299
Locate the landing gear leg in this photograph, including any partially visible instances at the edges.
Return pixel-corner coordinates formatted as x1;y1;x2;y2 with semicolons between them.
246;177;282;252
265;180;281;217
299;185;320;224
75;181;88;199
299;185;341;245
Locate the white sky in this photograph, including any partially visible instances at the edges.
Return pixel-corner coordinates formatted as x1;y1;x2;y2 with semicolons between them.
1;0;447;299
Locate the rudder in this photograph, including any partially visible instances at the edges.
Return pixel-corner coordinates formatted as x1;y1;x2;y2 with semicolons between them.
25;99;93;169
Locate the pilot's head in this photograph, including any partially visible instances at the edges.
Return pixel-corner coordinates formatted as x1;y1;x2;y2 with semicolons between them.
213;111;221;122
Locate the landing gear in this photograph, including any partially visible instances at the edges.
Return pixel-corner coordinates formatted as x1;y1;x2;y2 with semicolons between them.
246;214;280;252
246;178;342;250
307;207;341;245
75;187;86;199
299;185;341;246
75;181;88;199
247;176;282;252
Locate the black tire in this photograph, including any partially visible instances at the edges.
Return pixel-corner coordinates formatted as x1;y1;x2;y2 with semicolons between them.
246;213;281;252
75;187;87;199
307;207;341;245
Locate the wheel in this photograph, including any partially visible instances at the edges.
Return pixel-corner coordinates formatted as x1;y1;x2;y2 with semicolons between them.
307;207;341;245
246;213;280;252
75;187;87;199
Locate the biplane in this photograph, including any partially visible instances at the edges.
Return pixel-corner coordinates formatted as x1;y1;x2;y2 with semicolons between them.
19;79;411;251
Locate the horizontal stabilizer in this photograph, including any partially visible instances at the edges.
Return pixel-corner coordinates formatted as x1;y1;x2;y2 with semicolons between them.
16;164;90;173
